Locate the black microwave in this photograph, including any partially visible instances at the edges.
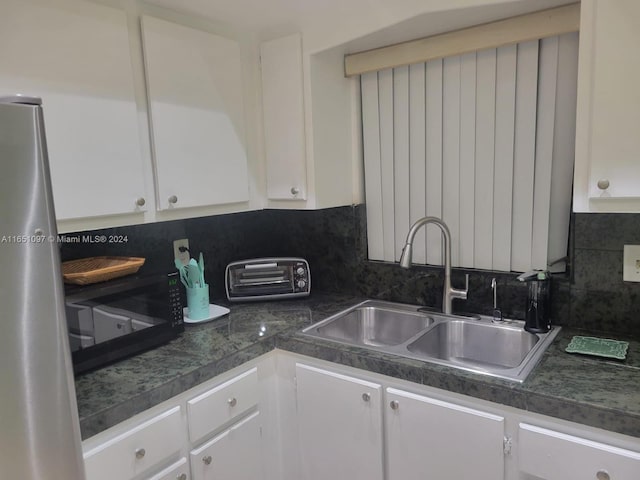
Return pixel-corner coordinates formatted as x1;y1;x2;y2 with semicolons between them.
64;272;184;374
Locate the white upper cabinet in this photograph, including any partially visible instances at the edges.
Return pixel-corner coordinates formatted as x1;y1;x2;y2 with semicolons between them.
260;33;307;201
260;35;359;209
574;0;640;212
0;0;146;221
141;16;249;211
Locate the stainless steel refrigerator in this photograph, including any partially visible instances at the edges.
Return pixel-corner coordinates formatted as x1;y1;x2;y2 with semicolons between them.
0;95;85;479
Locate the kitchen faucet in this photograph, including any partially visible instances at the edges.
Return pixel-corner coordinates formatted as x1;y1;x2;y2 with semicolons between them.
399;217;468;315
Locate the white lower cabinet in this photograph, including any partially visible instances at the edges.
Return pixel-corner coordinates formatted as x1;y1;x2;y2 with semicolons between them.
146;457;189;480
187;366;262;480
83;406;183;480
294;363;505;480
82;353;640;480
295;363;384;480
385;387;505;480
289;357;640;480
187;367;258;444
189;411;263;480
518;423;640;480
83;365;265;480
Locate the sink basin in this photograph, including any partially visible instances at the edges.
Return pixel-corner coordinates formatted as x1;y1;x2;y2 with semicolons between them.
406;320;539;369
307;302;434;347
301;300;560;382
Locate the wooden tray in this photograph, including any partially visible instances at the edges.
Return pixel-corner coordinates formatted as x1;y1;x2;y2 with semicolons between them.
62;256;145;285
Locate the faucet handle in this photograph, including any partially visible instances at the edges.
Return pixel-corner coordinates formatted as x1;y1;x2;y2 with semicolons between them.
452;274;469;300
491;277;504;322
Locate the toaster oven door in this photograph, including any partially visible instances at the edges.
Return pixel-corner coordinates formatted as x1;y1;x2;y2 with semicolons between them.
228;263;293;296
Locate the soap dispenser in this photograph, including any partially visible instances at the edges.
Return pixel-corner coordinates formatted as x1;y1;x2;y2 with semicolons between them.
517;270;551;334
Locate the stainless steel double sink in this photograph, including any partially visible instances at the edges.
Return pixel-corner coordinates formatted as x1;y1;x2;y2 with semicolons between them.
301;300;560;382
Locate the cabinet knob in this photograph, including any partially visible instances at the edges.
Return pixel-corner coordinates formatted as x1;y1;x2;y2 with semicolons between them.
362;392;371;402
134;448;146;459
168;195;178;204
290;187;300;196
228;397;237;407
177;474;187;480
390;400;400;410
136;197;146;207
203;455;212;465
597;179;610;190
596;471;610;480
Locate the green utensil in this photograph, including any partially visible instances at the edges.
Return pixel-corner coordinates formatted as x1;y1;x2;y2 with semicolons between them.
186;259;200;288
174;258;189;288
198;252;205;286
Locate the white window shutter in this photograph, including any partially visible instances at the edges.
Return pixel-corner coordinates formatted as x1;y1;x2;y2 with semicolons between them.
361;32;578;272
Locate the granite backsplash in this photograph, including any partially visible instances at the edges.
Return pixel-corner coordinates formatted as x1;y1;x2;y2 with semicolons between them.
60;205;640;337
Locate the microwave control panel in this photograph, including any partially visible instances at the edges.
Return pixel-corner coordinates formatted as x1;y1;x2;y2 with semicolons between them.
168;272;184;327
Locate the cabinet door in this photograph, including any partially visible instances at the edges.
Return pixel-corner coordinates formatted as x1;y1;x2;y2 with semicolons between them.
141;16;249;211
0;0;146;221
386;387;505;480
189;411;263;480
295;363;383;480
260;33;307;201
518;423;640;480
574;0;640;211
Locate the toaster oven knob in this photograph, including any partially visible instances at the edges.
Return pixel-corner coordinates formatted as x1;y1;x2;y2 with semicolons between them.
296;267;305;275
297;280;306;289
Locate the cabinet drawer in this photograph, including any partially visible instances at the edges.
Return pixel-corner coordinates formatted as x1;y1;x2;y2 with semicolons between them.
84;406;182;480
146;457;189;480
519;423;640;480
189;411;262;480
187;367;258;443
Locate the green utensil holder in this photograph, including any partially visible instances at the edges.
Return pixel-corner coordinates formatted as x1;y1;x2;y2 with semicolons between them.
186;284;209;320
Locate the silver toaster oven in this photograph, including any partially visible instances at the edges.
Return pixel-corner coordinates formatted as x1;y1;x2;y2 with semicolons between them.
225;257;311;301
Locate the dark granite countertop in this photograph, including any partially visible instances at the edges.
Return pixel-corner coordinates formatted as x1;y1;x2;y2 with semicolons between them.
75;293;640;440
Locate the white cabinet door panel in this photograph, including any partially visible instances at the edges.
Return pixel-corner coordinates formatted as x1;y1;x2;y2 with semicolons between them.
575;0;640;211
0;0;145;220
386;387;505;480
585;0;640;200
260;33;307;201
141;16;249;211
295;363;383;480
